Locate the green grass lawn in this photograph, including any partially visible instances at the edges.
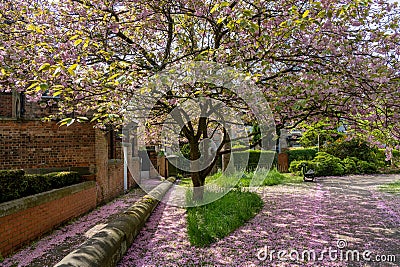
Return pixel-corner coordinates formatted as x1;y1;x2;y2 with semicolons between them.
179;168;302;188
186;190;263;247
379;180;400;194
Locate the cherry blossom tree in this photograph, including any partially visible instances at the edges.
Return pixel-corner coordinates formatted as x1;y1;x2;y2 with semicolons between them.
1;0;399;196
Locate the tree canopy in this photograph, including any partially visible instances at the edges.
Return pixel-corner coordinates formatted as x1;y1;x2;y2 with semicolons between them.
1;0;399;155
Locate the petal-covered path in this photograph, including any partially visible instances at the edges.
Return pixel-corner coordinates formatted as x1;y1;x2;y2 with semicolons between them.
118;174;400;267
1;188;146;267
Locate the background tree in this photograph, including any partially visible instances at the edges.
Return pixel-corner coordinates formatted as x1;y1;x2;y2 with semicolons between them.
299;119;345;148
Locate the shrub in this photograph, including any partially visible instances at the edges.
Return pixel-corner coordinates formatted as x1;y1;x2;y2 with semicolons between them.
314;152;347;176
0;170;26;202
45;171;82;188
287;148;318;163
378;148;400;165
0;171;82;203
323;138;381;163
23;174;52;197
289;153;345;176
289;160;318;176
342;157;358;174
289;153;380;176
357;160;378;174
393;149;400;159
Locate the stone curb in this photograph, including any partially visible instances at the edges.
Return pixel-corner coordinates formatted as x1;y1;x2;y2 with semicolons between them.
54;177;176;267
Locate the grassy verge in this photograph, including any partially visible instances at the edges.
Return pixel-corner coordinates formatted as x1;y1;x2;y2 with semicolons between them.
186;190;263;247
180;169;302;188
379;180;400;194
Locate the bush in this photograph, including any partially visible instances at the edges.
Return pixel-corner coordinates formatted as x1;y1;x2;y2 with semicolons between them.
23;174;52;197
342;157;358;174
357;160;377;174
287;148;318;163
289;160;318;176
313;152;346;176
378;148;400;165
0;170;26;202
323;138;381;163
289;153;380;176
45;171;82;188
0;170;82;203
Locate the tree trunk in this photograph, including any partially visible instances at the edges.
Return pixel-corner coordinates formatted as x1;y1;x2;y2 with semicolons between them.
192;171;205;201
276;126;282;154
189;141;206;201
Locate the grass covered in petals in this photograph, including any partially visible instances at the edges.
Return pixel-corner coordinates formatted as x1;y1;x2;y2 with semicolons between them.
186;190;263;247
379;180;400;194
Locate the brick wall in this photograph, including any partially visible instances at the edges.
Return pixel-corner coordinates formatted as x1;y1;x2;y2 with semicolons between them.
0;182;97;257
0;120;96;170
23;100;59;120
94;130;126;203
0;93;13;118
106;161;124;201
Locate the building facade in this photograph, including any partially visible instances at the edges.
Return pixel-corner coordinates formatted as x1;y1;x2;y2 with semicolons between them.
0;91;141;204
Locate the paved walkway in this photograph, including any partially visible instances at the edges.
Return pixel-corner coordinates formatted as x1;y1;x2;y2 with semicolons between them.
1;188;146;267
117;174;400;267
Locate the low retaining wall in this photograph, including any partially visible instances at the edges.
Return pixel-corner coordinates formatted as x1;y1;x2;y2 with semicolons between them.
55;178;176;267
0;181;97;257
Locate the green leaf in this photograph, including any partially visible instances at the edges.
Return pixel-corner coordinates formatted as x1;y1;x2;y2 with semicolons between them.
38;63;51;72
108;73;120;81
73;39;83;46
26;24;36;31
302;10;310;18
59;118;75;127
77;116;88;122
220;1;230;8
83;39;90;49
243;9;253;17
69;35;80;40
217;17;226;24
27;82;40;90
40;83;49;91
52;90;63;97
210;3;220;13
68;64;79;75
279;21;287;27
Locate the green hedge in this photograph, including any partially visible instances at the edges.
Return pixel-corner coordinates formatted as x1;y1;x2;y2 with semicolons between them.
232;150;276;171
287;148;318;163
289;152;378;176
0;170;82;203
0;170;26;203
